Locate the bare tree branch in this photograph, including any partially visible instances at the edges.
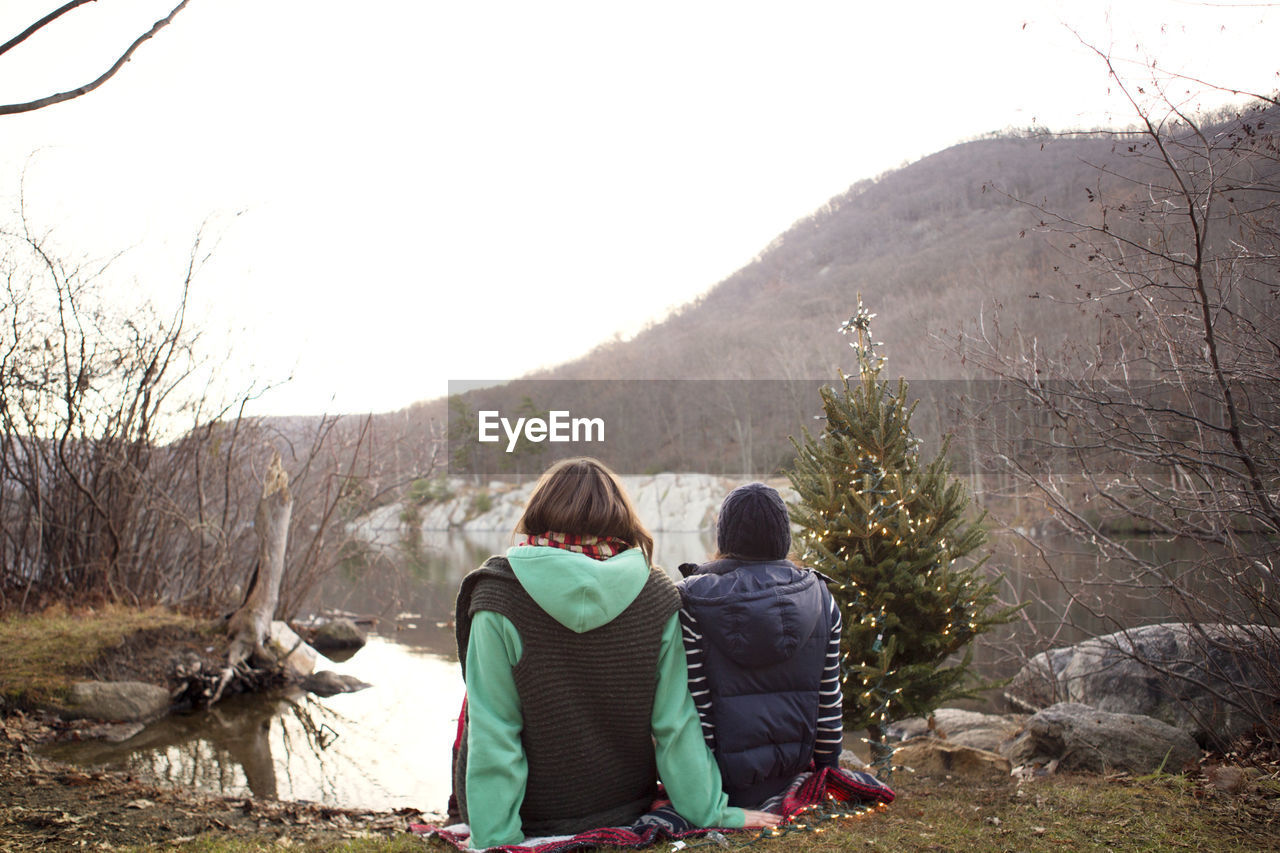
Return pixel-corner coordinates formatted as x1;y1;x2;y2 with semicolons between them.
0;0;192;117
0;0;97;60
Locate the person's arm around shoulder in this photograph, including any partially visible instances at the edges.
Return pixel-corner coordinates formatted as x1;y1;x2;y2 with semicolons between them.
651;613;779;830
464;610;527;848
813;589;845;770
677;604;717;750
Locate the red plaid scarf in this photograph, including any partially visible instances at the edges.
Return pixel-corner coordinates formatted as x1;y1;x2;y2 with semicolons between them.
522;531;631;560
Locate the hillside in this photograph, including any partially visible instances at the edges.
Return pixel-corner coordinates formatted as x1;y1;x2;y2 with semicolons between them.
525;132;1119;383
375;130;1127;478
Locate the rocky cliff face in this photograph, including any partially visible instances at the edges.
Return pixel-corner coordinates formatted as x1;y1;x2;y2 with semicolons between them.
350;474;796;547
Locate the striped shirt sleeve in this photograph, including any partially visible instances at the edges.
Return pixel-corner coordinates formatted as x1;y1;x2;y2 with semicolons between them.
678;605;717;751
813;593;844;768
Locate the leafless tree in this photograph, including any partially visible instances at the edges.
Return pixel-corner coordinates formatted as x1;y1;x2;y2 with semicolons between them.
958;50;1280;740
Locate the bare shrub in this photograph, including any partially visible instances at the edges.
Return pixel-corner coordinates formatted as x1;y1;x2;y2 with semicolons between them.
0;211;372;617
958;54;1280;739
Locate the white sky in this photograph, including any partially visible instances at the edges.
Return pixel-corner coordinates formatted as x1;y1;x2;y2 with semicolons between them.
0;0;1276;415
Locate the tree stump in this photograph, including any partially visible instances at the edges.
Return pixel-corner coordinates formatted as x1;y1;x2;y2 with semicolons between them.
212;452;293;703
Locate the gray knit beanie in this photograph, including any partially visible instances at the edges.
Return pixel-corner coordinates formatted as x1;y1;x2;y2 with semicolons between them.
716;482;791;561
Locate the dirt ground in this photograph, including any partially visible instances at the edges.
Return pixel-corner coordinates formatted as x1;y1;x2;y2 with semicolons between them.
82;622;229;685
0;712;424;851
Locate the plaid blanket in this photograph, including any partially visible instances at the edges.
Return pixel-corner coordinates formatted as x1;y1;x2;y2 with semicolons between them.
410;766;894;852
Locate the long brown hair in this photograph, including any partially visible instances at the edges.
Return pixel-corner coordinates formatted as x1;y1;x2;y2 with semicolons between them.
515;457;654;565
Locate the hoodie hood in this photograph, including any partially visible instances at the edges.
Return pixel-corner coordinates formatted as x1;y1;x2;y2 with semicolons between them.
505;544;650;633
681;559;823;666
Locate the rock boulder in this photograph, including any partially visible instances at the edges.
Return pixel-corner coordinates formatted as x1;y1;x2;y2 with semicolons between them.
78;721;146;742
57;681;170;722
310;618;366;653
887;708;1025;753
1006;623;1279;747
267;621;318;677
891;739;1011;781
301;670;371;697
1005;702;1201;774
839;749;870;770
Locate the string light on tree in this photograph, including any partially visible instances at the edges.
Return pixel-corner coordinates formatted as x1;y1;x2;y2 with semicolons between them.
787;296;1019;770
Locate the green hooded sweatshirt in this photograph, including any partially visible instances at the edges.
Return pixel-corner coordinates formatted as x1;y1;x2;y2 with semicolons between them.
463;544;745;848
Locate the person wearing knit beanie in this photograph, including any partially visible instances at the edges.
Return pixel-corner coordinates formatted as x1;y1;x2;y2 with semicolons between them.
716;482;791;561
679;481;844;807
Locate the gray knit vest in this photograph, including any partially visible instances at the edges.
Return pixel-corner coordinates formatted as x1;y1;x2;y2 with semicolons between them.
453;555;680;836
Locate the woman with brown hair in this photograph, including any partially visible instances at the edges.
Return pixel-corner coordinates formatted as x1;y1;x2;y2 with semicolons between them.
452;457;777;848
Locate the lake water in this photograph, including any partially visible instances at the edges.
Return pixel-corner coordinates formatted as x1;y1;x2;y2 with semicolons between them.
43;527;1205;812
43;636;464;811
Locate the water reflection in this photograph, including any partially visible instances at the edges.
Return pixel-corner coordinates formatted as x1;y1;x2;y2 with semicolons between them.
44;693;276;796
973;528;1236;686
45;637;465;812
321;530;510;637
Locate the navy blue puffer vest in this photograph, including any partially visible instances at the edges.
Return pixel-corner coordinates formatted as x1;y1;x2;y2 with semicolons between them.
678;558;834;806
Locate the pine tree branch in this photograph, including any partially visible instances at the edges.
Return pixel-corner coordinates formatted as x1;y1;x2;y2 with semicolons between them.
0;0;192;117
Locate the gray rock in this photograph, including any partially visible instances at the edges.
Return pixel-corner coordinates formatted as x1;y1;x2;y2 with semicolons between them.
933;708;1012;731
301;670;371;697
1005;623;1279;747
1005;702;1201;774
886;716;931;741
839;749;870;770
310;618;366;652
886;708;1025;753
950;725;1020;754
58;681;170;722
268;620;319;677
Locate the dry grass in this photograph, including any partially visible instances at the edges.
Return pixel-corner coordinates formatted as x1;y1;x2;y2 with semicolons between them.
0;604;204;709
107;770;1280;853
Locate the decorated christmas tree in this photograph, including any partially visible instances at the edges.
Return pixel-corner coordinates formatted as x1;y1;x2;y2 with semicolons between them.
788;299;1016;755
